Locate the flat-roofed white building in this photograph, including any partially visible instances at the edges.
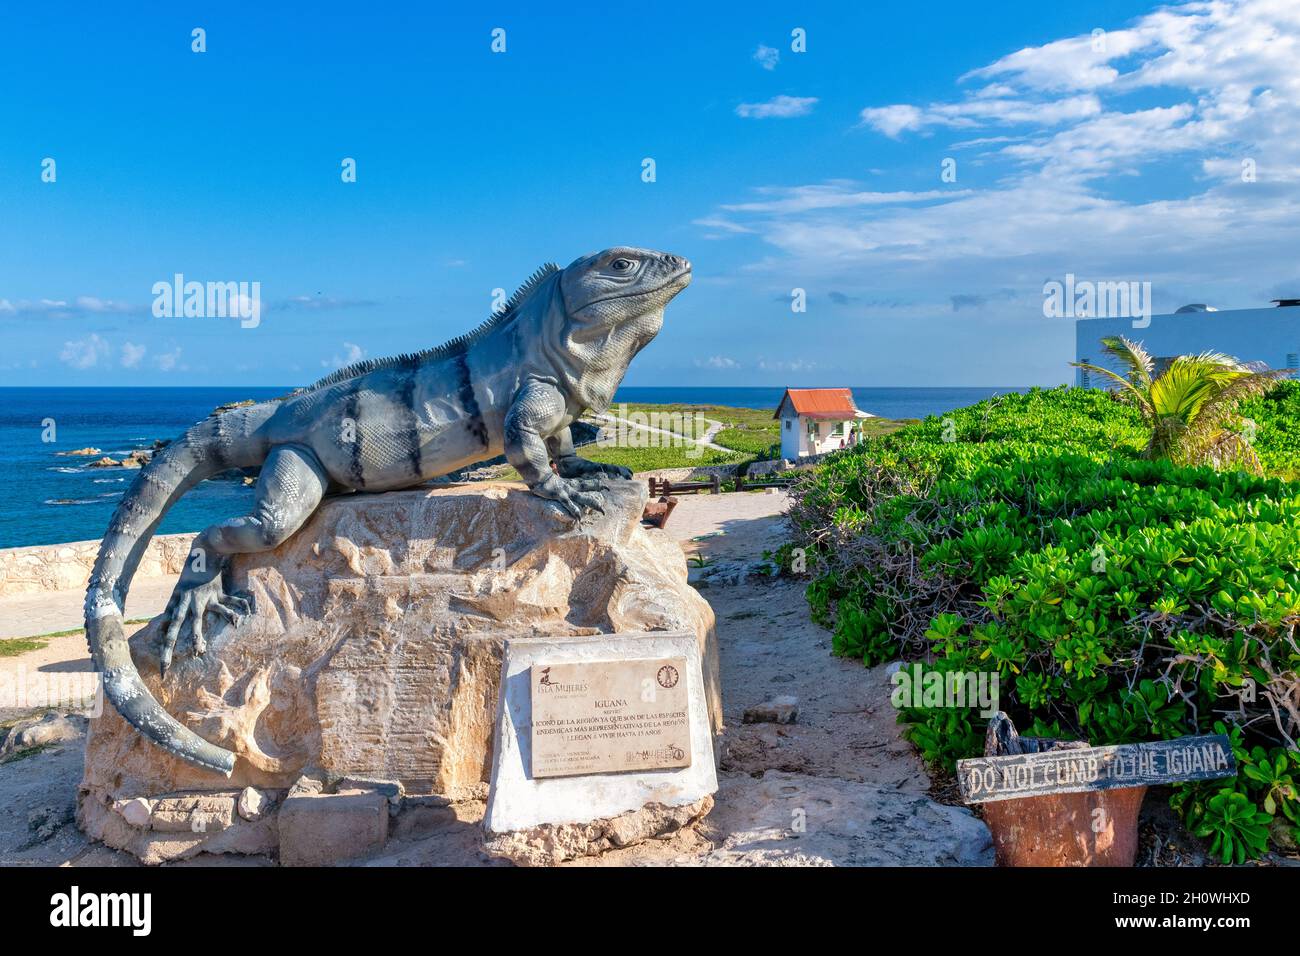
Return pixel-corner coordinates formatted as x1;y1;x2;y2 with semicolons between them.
1075;303;1300;386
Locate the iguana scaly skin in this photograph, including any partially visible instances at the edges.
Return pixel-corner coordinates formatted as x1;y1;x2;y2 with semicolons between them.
84;246;692;775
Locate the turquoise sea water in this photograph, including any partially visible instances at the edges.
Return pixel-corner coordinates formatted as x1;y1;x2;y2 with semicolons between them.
0;386;1028;548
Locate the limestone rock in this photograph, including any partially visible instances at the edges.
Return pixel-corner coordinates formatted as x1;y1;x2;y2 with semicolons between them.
82;788;279;865
237;787;270;821
694;771;993;867
113;797;154;827
279;789;389;866
743;695;799;725
486;796;714;867
1;713;85;757
80;481;718;862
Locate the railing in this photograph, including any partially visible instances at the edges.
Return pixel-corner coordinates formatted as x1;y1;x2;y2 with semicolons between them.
647;475;721;497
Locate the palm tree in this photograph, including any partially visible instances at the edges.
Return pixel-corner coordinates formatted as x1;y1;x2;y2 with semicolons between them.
1072;336;1291;474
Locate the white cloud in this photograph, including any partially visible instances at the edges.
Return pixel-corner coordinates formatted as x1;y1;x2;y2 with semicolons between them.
701;0;1300;315
695;355;740;369
322;342;365;368
860;95;1102;138
753;45;779;71
120;342;146;368
59;333;110;369
3;296;137;318
757;358;816;372
155;347;183;372
721;182;969;214
736;95;818;119
73;295;134;314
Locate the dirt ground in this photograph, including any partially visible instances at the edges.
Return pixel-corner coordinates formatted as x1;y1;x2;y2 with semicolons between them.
0;492;972;867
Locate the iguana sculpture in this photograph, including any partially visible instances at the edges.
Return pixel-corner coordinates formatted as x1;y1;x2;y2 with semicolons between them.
84;246;692;775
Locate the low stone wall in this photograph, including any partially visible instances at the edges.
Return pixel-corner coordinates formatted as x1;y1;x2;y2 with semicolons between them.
0;534;193;598
747;452;831;477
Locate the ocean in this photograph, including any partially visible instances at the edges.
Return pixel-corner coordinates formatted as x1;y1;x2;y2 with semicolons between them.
0;386;1028;549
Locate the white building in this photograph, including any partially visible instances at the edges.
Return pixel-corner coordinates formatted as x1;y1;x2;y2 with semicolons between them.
774;387;874;460
1075;303;1300;386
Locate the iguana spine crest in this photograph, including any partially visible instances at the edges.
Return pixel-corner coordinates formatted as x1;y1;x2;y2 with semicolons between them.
302;263;560;392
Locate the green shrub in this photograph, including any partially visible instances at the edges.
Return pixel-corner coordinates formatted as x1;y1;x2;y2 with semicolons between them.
789;386;1300;859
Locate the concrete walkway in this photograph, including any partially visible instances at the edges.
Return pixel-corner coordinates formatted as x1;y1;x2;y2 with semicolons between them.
0;577;174;641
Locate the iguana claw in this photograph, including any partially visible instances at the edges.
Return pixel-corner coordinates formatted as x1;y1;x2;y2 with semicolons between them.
158;573;251;675
535;474;607;520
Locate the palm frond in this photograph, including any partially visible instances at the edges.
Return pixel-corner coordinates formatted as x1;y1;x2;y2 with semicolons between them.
1071;361;1151;412
1098;335;1155;387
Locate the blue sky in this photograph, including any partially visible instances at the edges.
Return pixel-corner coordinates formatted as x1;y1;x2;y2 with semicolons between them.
2;0;1298;387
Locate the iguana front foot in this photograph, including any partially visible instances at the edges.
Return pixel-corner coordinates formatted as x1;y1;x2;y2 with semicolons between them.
533;473;607;519
158;567;251;675
556;457;633;482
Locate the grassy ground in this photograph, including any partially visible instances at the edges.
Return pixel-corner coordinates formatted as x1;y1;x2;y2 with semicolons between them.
0;638;48;657
497;403;916;476
609;402;781;456
0;620;151;651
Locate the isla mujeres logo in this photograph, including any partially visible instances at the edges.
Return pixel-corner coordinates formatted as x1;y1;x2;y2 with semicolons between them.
535;667;588;694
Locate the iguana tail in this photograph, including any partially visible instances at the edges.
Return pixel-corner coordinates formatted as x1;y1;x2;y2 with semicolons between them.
83;409;270;776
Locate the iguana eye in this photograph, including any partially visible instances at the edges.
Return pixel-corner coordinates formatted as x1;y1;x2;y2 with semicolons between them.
610;258;636;272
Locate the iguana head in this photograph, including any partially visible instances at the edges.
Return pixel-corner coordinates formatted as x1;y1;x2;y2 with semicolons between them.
559;246;692;331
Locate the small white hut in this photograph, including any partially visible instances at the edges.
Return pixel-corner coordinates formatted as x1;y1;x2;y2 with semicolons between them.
774;387;873;460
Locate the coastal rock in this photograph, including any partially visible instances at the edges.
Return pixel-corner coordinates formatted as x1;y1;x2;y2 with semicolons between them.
78;481;720;862
56;447;102;457
86;457;121;468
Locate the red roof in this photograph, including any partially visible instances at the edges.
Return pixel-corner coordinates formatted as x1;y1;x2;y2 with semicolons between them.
775;388;859;420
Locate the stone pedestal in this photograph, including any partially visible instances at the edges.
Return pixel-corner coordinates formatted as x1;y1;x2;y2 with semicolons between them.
78;481;720;863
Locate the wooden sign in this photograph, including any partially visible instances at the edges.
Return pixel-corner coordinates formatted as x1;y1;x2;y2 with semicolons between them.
957;735;1236;804
529;657;692;779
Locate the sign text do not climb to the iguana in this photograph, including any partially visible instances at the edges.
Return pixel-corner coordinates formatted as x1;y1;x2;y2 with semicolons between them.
957;735;1236;804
